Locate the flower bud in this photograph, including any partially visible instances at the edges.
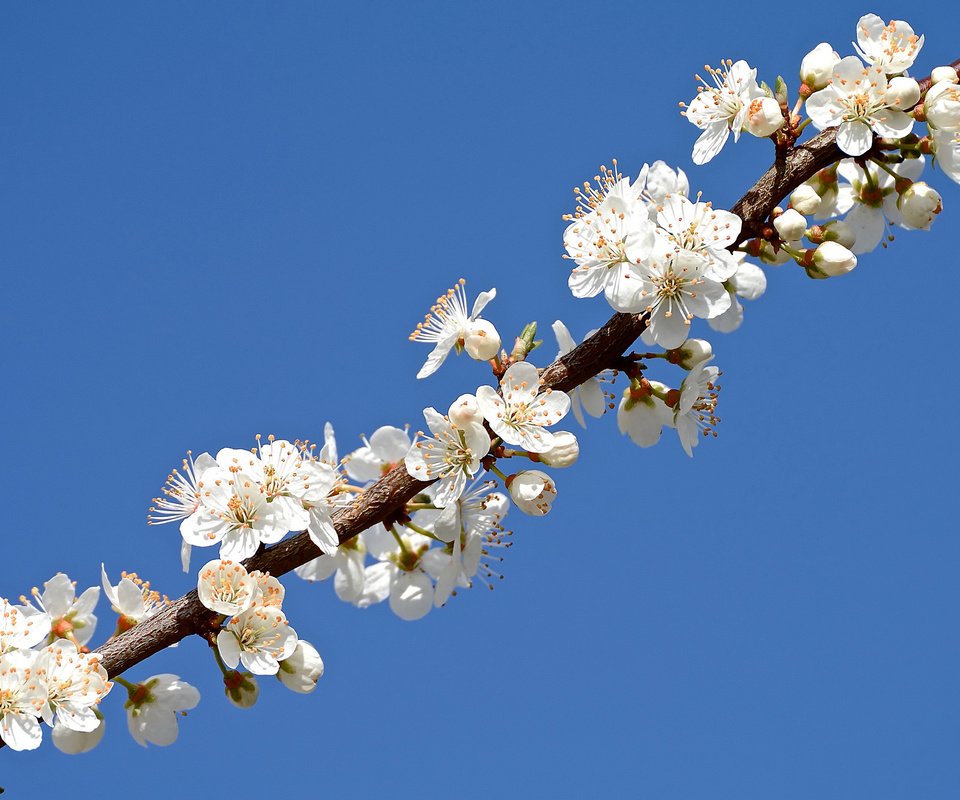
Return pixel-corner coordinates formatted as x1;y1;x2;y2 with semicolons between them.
800;43;840;91
790;183;822;216
224;670;259;708
924;81;960;132
773;208;807;242
464;319;501;361
885;76;920;110
51;719;105;755
537;431;579;468
930;66;959;85
811;241;857;277
507;470;557;516
898;181;942;229
729;262;767;300
821;220;856;249
744;96;785;138
277;640;325;694
673;338;713;370
448;393;482;427
758;241;791;266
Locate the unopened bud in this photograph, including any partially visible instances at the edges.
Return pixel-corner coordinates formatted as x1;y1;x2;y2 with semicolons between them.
924;81;960;133
277;640;325;694
820;220;856;249
464;319;501;361
759;241;791;266
790;183;822;216
448;393;482;427
930;66;959;85
811;241;857;277
885;76;920;110
744;96;786;138
800;43;840;91
898;181;942;229
224;671;259;708
773;208;807;242
51;718;105;755
538;431;579;468
673;338;713;370
729;262;767;300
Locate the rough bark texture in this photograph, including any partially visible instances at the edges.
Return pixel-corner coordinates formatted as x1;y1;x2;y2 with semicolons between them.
29;56;960;691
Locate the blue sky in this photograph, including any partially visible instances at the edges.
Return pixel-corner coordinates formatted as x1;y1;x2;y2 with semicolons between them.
1;2;958;797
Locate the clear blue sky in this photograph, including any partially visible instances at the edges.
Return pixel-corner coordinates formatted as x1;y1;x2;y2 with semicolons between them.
1;2;958;797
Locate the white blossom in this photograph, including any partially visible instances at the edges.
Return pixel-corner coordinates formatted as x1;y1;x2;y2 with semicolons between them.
101;565;167;627
404;401;491;507
35;639;110;733
343;425;411;483
196;559;258;616
674;360;721;457
833;158;925;252
806;57;913;157
931;128;960;184
924;80;960;132
683;59;766;164
854;13;923;75
0;650;45;750
507;470;557;517
708;255;767;334
217;606;297;675
295;539;367;604
0;598;50;654
19;573;99;648
124;674;200;747
617;382;674;448
476;361;570;453
409;279;497;378
563;173;656;307
180;448;288;561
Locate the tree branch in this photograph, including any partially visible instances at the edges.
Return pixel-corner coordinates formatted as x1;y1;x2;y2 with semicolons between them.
32;59;960;698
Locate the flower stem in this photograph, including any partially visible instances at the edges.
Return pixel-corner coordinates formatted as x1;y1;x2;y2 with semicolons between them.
404;521;442;541
113;675;139;693
488;464;510;482
389;525;412;553
405;502;438;511
211;644;232;677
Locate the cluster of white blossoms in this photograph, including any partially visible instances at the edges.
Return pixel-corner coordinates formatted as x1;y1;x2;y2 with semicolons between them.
194;559;324;699
9;10;957;760
0;571;207;754
0;580;109;752
149;434;344;568
297;419;517;621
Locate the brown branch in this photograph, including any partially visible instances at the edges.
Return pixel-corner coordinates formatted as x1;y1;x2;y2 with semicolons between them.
22;58;959;712
94;118;827;678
